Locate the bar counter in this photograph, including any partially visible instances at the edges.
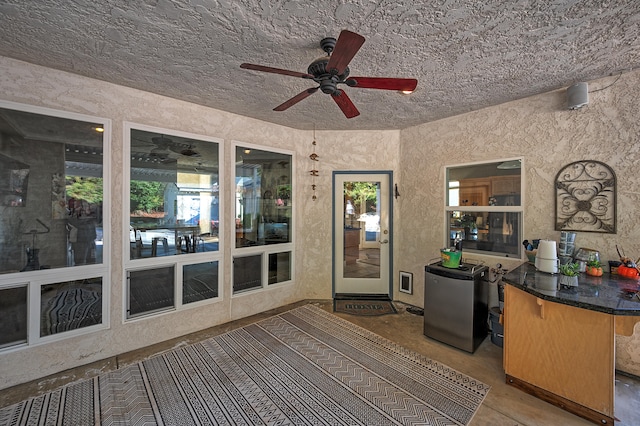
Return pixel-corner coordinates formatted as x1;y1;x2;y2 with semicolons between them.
503;262;640;316
502;262;640;425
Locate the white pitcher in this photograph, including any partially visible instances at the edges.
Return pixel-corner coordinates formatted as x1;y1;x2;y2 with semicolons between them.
535;240;559;274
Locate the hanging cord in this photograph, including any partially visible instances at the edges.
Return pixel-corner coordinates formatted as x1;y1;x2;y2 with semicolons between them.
589;72;623;93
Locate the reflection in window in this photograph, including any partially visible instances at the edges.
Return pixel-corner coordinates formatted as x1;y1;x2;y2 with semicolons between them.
129;129;219;259
268;252;291;284
446;159;523;258
127;266;175;318
183;261;219;304
449;210;522;256
0;285;28;348
447;161;521;207
233;255;262;293
40;277;103;337
0;107;105;274
235;147;292;248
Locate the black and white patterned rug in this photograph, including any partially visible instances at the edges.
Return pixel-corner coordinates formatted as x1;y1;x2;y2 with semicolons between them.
41;287;102;336
0;304;489;425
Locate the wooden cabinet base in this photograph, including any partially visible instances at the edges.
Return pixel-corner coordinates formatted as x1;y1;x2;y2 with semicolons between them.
504;286;615;423
506;375;615;425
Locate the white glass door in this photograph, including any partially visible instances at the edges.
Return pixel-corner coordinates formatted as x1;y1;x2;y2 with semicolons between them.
333;173;391;296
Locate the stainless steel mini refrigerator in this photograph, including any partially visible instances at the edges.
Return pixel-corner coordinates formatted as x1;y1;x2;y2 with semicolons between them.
424;261;488;353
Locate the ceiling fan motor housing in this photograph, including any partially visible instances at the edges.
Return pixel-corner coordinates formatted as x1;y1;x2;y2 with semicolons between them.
308;57;349;94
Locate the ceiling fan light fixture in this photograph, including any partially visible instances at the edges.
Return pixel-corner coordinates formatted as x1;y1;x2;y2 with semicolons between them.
497;160;521;169
180;147;201;157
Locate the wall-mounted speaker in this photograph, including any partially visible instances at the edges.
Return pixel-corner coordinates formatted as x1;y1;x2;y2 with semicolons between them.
567;82;589;110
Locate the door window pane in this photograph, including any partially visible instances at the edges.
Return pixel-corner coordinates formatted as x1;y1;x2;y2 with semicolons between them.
129;129;219;259
0;107;105;274
268;251;291;284
344;181;381;279
0;285;28;348
183;261;219;304
40;277;103;337
127;266;175;317
235;147;291;248
233;255;262;293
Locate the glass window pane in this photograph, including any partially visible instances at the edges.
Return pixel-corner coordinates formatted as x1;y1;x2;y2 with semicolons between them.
127;266;175;317
0;107;105;274
183;261;219;304
0;285;28;348
235;147;291;248
268;251;291;284
233;255;262;293
344;181;381;279
447;161;521;207
40;277;103;337
448;210;522;257
129;129;219;259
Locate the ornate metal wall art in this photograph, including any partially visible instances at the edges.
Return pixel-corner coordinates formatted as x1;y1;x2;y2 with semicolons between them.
555;160;616;233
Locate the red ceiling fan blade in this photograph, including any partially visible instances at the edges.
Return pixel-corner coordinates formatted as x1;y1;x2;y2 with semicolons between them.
347;77;418;92
327;30;365;75
273;87;319;111
240;63;313;79
331;90;360;118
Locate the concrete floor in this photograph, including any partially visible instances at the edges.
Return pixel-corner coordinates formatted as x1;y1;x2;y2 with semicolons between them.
1;300;638;425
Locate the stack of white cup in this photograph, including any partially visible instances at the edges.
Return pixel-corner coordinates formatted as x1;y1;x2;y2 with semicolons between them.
535;239;559;274
558;231;576;264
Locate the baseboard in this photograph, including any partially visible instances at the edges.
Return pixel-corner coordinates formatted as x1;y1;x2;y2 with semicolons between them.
506;374;614;425
616;369;640;382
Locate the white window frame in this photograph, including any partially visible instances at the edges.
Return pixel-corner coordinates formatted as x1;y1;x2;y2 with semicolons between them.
444;157;525;259
231;141;295;296
122;122;224;322
0;101;111;351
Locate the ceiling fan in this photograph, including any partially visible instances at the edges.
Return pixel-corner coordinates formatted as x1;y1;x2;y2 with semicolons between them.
240;30;418;119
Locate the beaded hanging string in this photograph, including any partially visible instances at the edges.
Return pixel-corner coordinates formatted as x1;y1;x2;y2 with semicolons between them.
309;124;319;200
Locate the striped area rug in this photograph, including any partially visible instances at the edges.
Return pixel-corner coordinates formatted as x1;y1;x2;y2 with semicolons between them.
41;288;102;335
0;304;489;425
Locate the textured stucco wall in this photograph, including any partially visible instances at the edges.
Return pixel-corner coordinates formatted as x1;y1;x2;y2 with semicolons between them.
296;129;401;300
0;56;402;389
398;70;640;375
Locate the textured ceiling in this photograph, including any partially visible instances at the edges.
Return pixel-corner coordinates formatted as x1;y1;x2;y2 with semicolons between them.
0;1;639;130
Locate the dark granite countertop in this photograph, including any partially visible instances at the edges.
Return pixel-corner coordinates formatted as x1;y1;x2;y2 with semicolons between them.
503;262;640;316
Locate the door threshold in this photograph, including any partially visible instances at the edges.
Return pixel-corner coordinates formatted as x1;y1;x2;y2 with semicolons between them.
334;293;391;301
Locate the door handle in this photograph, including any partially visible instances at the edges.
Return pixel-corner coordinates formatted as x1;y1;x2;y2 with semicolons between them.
379;239;389;244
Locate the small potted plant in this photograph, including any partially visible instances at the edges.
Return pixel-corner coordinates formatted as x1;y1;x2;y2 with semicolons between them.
559;262;580;287
586;260;603;277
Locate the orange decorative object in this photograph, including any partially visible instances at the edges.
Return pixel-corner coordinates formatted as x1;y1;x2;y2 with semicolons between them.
586;266;603;277
618;265;639;278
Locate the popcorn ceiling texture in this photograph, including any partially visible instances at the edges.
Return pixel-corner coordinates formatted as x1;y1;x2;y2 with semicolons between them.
0;0;638;130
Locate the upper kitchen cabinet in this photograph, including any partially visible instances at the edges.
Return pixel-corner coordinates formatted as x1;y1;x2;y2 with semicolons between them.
458;178;491;206
491;175;521;196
